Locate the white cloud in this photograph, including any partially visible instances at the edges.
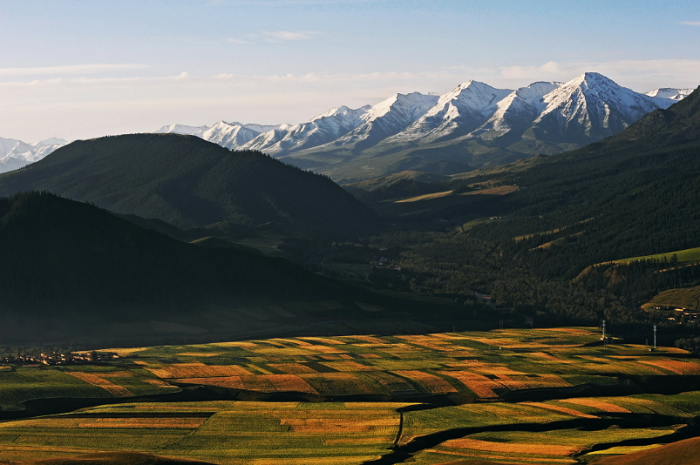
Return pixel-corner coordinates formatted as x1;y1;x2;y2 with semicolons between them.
490;59;700;90
223;30;319;44
0;64;149;78
679;21;700;26
262;30;320;41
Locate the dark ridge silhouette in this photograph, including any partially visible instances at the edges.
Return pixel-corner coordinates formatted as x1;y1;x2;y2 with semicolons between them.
0;192;457;345
0;133;382;237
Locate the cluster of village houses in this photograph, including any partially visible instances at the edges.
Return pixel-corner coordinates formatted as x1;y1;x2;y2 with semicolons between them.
1;351;119;366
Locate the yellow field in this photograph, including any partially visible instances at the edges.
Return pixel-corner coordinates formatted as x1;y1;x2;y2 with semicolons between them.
394;190;454;203
145;363;252;378
442;437;581;455
66;372;133;397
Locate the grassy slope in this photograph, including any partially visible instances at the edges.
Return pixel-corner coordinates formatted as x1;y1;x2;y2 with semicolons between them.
12;452;216;465
643;285;700;310
613;247;700;264
591;436;700;465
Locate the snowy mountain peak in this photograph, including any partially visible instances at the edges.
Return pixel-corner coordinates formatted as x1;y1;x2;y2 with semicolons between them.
571;72;618;88
139;71;691;179
515;82;562;100
432;80;511;116
211;120;244;128
533;73;666;143
311;104;371;122
153;123;209;137
0;136;68;173
475;81;563;137
202;121;261;150
35;137;68;146
392;80;512;142
314;105;351;119
365;92;439;121
645;87;694;101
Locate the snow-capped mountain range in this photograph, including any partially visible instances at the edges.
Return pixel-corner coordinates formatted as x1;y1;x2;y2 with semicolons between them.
0;137;68;174
1;73;694;179
155;72;693;181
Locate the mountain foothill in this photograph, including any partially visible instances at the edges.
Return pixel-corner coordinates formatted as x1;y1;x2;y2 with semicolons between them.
0;134;382;236
0;74;698;345
0;190;461;345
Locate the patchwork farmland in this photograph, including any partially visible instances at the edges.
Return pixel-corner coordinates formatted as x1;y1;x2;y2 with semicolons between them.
1;328;700;464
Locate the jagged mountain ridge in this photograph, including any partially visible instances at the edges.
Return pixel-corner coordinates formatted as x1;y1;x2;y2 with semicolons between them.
528;72;668;144
156;72;690;182
0;137;67;174
243;105;372;156
391;81;514;143
645;87;694;101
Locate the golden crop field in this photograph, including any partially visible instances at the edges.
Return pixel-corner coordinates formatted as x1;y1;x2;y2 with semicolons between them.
3;328;700;464
2;327;695;407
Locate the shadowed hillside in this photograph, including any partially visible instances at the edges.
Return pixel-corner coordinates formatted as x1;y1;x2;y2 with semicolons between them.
0;192;459;345
0;134;382;237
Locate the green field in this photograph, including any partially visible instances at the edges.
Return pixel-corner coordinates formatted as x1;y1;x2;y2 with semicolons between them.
0;401;405;464
2;328;700;464
614;246;700;265
1;393;699;464
643;285;700;310
4;327;699;411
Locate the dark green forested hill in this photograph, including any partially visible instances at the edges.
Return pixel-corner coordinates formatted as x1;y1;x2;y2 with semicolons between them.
0;134;382;237
0;192;458;345
468;86;700;273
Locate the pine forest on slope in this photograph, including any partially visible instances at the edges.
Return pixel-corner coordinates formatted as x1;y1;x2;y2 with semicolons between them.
0;191;461;345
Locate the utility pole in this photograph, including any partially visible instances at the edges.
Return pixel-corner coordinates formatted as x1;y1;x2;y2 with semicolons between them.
602;320;606;341
653;324;657;351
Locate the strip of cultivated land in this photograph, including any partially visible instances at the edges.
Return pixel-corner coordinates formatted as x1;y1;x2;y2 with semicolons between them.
2;328;700;464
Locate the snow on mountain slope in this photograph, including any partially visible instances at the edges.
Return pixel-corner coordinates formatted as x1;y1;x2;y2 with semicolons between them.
314;92;439;152
149;72;690;178
201;121;261;150
645;88;695;109
154;121;293;150
394;81;513;142
646;87;694;100
0;137;68;173
153;123;209;137
474;81;561;138
242;123;289;133
241;105;371;155
530;72;668;143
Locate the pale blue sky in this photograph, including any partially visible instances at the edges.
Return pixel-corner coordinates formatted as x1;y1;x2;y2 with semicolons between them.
1;0;699;141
